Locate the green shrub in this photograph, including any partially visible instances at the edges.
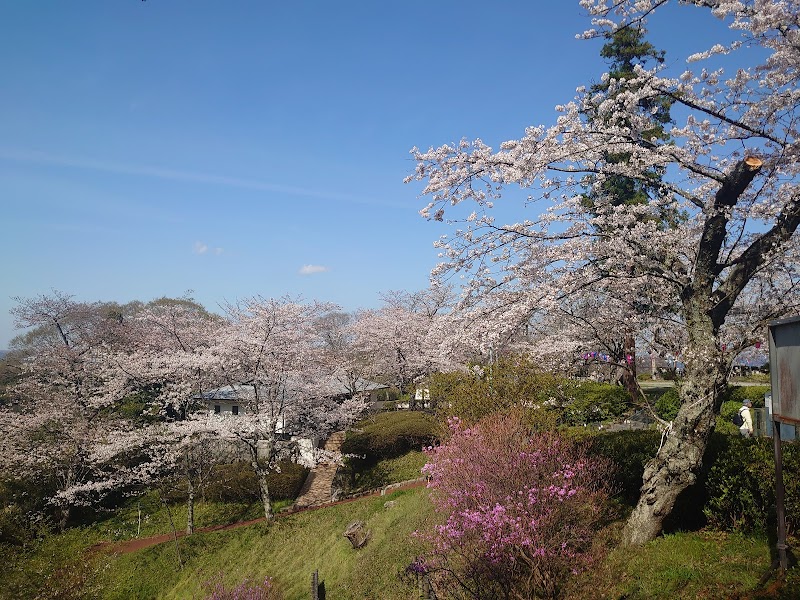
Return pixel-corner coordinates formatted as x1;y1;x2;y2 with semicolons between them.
0;500;51;546
202;462;308;503
722;385;770;408
702;435;800;534
541;426;800;536
716;400;746;435
582;429;661;505
428;357;562;428
655;388;681;421
560;381;631;425
341;451;428;492
265;462;309;501
341;411;439;489
0;474;60;541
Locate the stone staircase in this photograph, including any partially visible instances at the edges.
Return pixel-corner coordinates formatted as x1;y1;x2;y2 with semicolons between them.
293;431;345;509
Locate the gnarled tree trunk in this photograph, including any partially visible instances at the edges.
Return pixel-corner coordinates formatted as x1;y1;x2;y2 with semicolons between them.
623;352;727;545
624;157;769;545
623;307;730;546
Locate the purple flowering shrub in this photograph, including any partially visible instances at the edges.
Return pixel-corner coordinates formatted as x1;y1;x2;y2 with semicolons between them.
201;573;283;600
414;411;612;599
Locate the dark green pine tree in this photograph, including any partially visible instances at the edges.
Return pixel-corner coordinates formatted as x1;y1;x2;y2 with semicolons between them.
586;25;673;210
581;26;674;402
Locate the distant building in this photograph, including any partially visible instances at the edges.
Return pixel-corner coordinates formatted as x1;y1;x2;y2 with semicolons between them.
192;377;390;465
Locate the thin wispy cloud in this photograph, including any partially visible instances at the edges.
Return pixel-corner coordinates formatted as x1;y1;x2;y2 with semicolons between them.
193;242;208;254
299;264;329;275
193;242;224;255
0;147;405;207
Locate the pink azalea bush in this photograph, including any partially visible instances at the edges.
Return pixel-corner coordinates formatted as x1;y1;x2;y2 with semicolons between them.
414;411;612;599
202;573;283;600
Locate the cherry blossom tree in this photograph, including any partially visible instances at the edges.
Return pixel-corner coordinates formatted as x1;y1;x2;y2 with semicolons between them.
355;287;457;407
407;0;800;545
315;310;383;400
116;297;222;417
111;297;225;534
211;296;366;520
0;292;143;529
526;281;654;385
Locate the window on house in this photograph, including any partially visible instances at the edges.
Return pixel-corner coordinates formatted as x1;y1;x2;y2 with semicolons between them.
232;405;239;415
214;405;221;414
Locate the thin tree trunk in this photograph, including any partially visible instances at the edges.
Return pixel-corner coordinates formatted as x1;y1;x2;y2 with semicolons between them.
186;478;195;535
248;434;275;521
622;332;637;401
57;506;71;532
256;464;274;521
57;465;76;531
162;497;183;569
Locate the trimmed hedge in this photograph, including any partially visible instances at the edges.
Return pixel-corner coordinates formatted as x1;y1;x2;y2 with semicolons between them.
581;429;661;506
341;411;439;460
340;411;439;490
722;384;770;408
653;385;769;426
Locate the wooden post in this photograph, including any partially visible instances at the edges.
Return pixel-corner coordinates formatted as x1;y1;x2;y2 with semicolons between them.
311;570;319;600
773;422;789;571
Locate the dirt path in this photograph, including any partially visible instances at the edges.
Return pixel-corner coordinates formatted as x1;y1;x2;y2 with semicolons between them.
94;478;427;555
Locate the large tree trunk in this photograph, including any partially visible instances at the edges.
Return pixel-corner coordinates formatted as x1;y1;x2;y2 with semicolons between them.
623;336;729;545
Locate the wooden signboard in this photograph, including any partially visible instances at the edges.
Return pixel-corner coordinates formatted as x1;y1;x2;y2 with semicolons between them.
769;316;800;425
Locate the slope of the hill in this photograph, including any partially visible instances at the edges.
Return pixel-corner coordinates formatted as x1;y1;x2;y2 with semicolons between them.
96;486;434;600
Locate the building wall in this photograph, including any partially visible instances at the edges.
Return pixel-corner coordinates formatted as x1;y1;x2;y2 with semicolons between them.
207;400;241;416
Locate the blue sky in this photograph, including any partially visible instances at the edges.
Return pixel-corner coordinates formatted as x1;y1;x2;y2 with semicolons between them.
0;1;729;348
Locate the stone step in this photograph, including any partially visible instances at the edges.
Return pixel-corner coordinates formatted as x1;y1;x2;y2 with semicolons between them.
293;431;345;508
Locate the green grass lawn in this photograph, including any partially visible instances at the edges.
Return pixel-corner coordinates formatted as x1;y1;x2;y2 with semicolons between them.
563;529;797;599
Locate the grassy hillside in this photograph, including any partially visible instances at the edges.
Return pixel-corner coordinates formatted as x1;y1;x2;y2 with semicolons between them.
4;486;796;600
3;410;798;599
95;487;434;600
